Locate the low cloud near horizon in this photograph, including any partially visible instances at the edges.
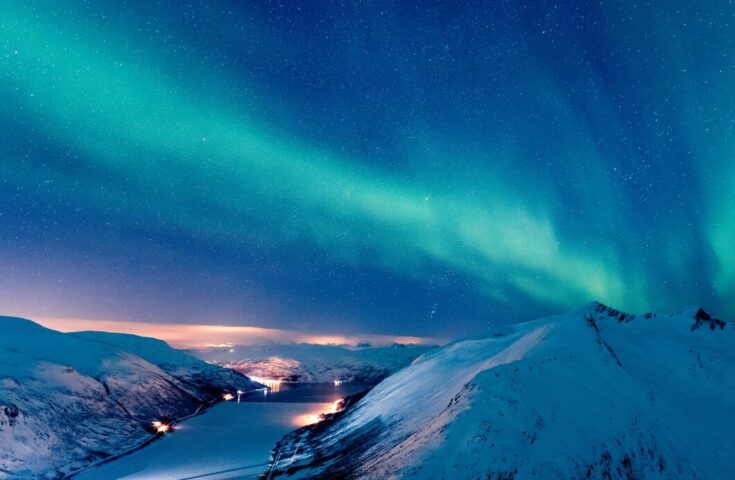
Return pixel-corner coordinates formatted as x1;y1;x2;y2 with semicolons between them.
31;316;443;349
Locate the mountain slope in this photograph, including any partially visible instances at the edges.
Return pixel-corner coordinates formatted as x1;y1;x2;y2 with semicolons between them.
266;303;734;479
0;316;260;479
193;343;435;384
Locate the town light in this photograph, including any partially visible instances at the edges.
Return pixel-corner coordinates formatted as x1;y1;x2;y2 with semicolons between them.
152;420;171;434
327;399;343;415
292;398;345;427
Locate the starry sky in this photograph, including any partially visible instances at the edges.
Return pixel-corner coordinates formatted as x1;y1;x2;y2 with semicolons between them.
1;0;734;339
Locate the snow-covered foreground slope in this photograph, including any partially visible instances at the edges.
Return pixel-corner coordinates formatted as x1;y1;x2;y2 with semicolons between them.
0;316;260;480
193;343;435;384
267;303;735;479
75;401;320;480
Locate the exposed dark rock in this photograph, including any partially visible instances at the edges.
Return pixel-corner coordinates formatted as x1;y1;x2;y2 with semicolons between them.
691;308;727;331
591;302;646;323
2;404;20;427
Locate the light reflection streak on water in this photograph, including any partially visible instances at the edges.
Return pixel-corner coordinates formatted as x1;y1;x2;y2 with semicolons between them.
250;376;283;392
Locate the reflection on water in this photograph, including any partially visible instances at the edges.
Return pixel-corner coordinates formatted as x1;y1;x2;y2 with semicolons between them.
75;402;319;480
75;383;373;480
243;382;372;404
250;376;283;392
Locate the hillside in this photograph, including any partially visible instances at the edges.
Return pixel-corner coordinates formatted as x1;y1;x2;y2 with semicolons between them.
0;316;260;479
193;343;435;384
266;303;734;479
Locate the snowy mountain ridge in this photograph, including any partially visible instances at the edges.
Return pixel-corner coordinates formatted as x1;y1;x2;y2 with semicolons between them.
0;316;260;480
193;342;435;384
266;302;734;479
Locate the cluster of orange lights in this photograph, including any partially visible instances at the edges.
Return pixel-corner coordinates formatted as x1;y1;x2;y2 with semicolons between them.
327;399;343;415
151;391;346;435
151;420;171;434
293;399;344;427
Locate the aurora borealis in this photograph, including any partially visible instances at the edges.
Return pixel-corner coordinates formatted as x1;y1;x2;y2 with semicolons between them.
1;1;734;337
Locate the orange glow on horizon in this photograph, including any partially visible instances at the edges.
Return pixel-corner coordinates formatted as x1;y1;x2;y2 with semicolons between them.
31;316;443;349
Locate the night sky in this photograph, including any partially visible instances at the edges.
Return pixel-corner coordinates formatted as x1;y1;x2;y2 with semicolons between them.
1;1;734;338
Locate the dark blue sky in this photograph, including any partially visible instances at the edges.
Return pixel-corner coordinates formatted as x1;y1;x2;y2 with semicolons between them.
1;0;733;337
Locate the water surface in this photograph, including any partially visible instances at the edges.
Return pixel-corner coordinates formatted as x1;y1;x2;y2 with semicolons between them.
75;383;372;479
243;382;372;403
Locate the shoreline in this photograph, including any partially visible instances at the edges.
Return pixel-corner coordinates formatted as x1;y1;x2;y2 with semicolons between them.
63;382;372;480
62;387;268;479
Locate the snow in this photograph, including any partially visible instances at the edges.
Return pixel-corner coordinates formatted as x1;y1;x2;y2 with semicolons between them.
0;316;259;479
192;342;435;384
267;302;735;479
5;303;733;479
74;401;321;480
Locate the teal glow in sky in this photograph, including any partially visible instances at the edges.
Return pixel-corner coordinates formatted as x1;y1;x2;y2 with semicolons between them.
1;1;733;336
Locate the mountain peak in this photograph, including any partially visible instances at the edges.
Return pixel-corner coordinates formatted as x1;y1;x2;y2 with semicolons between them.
267;303;735;479
582;301;643;323
691;307;727;331
582;302;729;332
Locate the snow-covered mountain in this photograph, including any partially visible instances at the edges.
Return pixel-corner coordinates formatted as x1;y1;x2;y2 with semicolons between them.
0;316;260;480
266;303;735;479
193;343;435;384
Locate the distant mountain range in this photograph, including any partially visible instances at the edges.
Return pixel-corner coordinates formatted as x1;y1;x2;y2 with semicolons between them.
0;316;260;479
266;303;735;479
192;342;436;384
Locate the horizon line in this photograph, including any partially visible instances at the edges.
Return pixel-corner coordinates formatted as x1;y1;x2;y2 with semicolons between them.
27;315;446;349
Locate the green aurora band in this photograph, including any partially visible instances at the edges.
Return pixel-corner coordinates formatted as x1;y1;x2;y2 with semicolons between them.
1;1;734;326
